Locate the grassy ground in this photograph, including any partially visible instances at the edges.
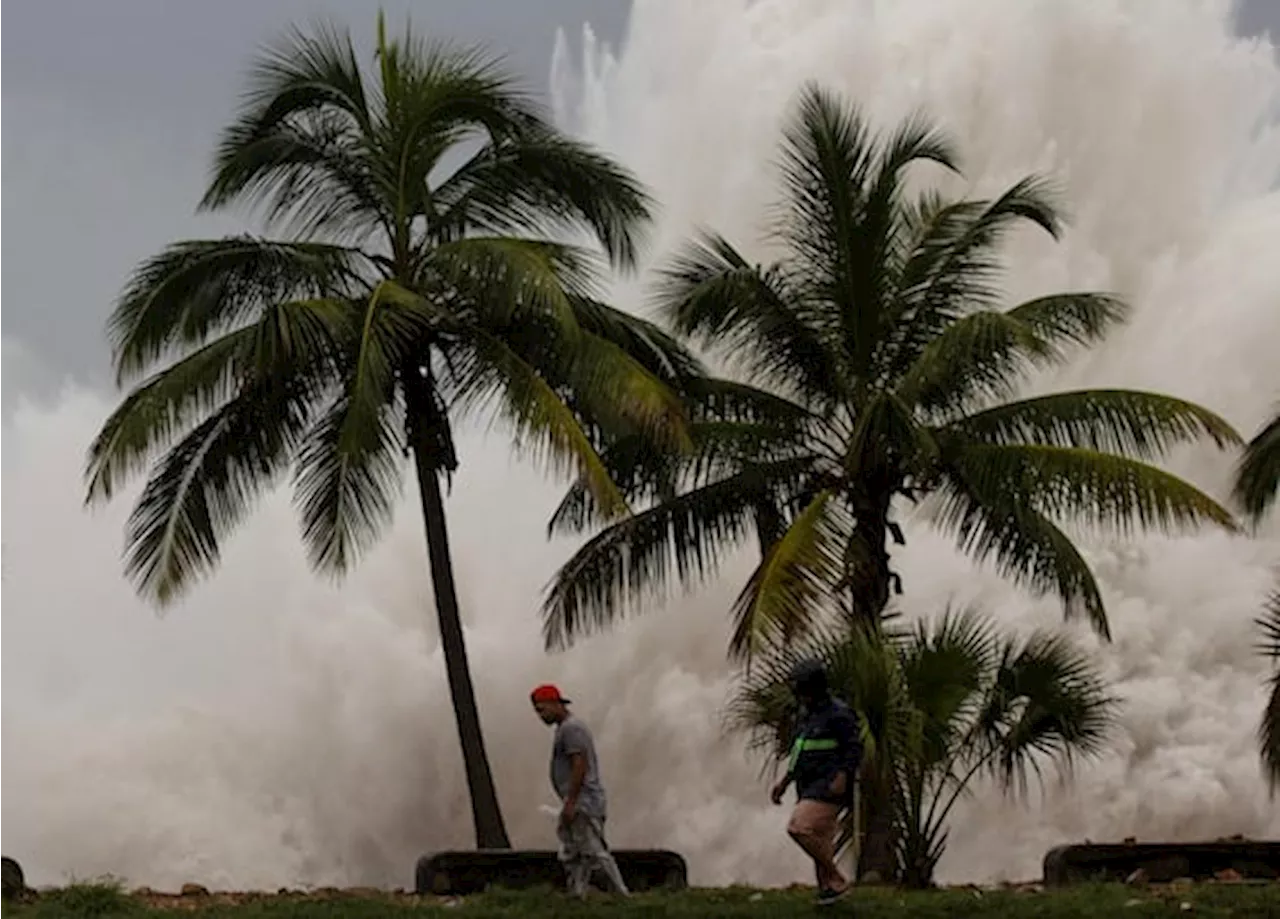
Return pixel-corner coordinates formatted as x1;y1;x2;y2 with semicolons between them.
4;882;1279;919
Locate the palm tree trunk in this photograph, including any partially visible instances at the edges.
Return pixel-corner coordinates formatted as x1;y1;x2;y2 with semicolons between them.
856;759;897;884
405;364;511;851
851;491;898;882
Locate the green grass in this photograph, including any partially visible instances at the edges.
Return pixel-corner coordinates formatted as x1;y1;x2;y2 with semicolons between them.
5;882;1279;919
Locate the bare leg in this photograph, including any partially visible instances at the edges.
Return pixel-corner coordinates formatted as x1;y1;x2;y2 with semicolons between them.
788;800;848;892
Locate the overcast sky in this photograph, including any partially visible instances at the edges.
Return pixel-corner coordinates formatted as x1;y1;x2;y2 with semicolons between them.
2;0;1276;399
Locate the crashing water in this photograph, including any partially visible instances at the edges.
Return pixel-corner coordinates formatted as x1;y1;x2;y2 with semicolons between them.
3;0;1280;891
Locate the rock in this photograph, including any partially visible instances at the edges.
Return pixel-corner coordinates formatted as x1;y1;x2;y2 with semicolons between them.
180;883;210;897
1;857;26;901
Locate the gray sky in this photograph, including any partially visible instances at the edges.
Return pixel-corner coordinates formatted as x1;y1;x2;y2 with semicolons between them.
1;0;1276;397
1;0;629;397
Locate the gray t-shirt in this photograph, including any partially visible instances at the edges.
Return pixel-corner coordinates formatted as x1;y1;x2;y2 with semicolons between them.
550;715;607;818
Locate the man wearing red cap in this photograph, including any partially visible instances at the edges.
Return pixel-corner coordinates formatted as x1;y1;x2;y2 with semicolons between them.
531;684;630;897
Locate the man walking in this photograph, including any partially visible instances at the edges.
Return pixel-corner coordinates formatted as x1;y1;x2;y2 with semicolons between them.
530;684;630;898
770;658;863;906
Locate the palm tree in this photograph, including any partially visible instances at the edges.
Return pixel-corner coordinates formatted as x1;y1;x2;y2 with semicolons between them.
541;82;1241;878
541;81;1241;655
1233;408;1280;791
728;608;1115;888
82;16;699;850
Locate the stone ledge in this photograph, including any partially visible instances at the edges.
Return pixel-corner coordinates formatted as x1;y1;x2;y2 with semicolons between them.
1043;840;1280;886
415;849;688;895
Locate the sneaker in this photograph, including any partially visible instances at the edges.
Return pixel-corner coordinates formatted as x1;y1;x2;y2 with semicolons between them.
816;886;850;906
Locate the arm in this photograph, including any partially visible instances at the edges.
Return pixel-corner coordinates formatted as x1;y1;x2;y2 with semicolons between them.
564;752;588;815
771;731;799;804
559;722;592;822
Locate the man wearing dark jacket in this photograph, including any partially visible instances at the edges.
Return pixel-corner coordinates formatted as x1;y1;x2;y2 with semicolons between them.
770;658;863;905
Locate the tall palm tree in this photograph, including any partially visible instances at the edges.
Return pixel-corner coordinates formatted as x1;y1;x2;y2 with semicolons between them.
82;17;699;850
541;82;1242;657
1233;408;1280;791
728;609;1115;888
541;82;1241;879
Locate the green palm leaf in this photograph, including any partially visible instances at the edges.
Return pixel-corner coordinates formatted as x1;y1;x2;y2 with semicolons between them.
454;329;629;519
124;378;317;604
888;178;1065;377
728;489;850;661
1006;293;1129;351
1259;590;1280;793
976;631;1116;795
88;297;358;505
109;238;365;383
428;236;600;331
654;231;844;402
290;280;438;574
431;131;654;269
931;470;1109;636
541;457;818;651
951;390;1241;458
567;297;705;385
949;443;1238;536
1234;409;1280;524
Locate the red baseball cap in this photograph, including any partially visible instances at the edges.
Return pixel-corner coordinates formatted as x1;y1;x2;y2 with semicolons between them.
530;684;572;704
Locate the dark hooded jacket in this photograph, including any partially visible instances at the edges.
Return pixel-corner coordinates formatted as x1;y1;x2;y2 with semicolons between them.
787;695;864;805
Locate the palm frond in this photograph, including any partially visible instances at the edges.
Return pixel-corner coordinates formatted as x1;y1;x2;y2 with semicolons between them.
653;231;844;403
773;82;874;285
123;377;317;605
888;177;1066;378
428;236;600;331
108;237;365;383
290;282;428;574
292;389;405;576
728;489;850;661
1259;588;1280;793
950;389;1242;459
1234;409;1280;525
895;310;1054;417
930;469;1110;636
848;393;941;479
898;608;994;763
88;297;358;505
949;443;1239;537
1262;669;1280;795
431;131;654;270
199;22;385;236
86;328;256;504
452;329;628;520
373;24;540;149
559;330;693;452
541;457;818;651
545;413;807;539
1006;293;1129;351
567;297;705;384
977;631;1116;796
